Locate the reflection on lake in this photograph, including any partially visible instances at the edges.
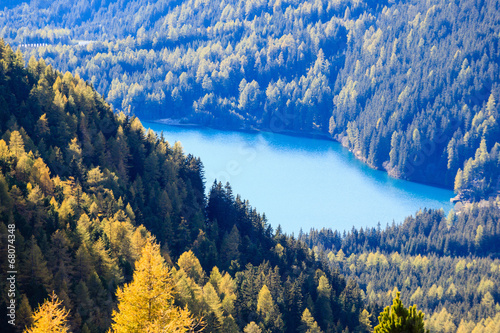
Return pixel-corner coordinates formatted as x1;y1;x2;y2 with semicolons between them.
144;121;455;234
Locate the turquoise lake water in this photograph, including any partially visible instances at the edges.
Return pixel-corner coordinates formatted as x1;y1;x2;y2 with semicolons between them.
144;121;455;235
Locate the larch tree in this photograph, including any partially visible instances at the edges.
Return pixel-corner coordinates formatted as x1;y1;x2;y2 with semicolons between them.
34;113;50;138
202;282;224;331
32;157;53;194
9;130;25;157
315;275;333;329
358;309;373;332
244;321;262;333
299;308;323;333
109;238;194;333
256;284;284;332
177;250;206;285
24;292;70;333
257;284;274;321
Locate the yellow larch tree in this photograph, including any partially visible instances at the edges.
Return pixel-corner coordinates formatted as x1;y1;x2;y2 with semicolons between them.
109;238;195;333
24;291;70;333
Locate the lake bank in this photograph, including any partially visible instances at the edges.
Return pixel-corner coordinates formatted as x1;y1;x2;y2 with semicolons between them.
151;118;456;193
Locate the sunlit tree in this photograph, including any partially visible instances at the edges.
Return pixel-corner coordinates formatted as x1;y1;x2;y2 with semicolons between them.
24;292;70;333
374;292;428;333
109;238;194;332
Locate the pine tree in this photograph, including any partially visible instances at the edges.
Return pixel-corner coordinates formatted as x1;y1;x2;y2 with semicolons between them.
220;225;241;271
20;236;53;302
109;238;194;332
374;292;428;333
24;292;70;333
0;172;12;214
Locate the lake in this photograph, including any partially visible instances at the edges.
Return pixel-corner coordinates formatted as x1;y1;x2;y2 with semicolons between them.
144;121;455;235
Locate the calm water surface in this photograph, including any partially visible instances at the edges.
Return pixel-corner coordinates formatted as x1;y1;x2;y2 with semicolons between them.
144;121;455;234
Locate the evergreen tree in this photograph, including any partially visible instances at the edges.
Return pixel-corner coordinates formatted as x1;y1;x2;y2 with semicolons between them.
16;294;33;333
374;292;428;333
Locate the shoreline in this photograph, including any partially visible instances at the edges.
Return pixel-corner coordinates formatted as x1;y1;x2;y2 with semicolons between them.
148;117;457;198
151;118;336;141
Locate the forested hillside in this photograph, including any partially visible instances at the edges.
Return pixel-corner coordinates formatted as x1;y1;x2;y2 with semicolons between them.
332;0;500;194
0;40;371;333
2;0;500;331
301;202;500;332
0;0;356;131
2;0;500;194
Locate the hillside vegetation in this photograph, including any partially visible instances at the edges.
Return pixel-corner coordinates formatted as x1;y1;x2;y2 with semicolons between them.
301;203;500;332
2;0;499;194
0;34;499;332
0;40;370;333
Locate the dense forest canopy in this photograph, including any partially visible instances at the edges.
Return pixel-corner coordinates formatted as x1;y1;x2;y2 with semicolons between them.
3;0;499;194
0;41;498;330
1;0;500;331
300;201;500;332
0;40;371;333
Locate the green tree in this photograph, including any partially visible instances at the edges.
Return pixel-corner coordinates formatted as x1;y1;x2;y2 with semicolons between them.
220;225;241;270
17;294;33;333
374;292;428;333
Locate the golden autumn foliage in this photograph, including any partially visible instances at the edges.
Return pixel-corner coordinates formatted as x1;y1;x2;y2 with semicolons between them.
24;292;70;333
109;238;195;333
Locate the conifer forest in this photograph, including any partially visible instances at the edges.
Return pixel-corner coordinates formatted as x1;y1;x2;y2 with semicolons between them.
1;0;500;332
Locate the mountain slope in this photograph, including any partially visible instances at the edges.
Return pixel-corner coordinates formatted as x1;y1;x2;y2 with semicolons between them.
2;0;500;194
331;0;500;192
0;40;369;333
300;203;500;331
